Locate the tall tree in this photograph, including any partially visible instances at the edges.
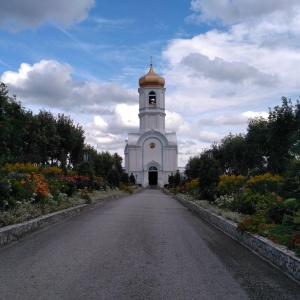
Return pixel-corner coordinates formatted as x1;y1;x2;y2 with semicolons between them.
268;97;297;175
56;113;85;170
214;133;247;175
34;110;59;165
290;101;300;158
185;156;201;179
244;117;269;175
0;82;32;163
198;155;221;201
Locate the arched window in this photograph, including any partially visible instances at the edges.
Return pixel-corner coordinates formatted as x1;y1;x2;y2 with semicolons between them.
149;91;156;108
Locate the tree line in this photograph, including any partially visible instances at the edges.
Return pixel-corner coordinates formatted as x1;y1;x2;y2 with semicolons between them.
0;82;123;178
186;97;300;199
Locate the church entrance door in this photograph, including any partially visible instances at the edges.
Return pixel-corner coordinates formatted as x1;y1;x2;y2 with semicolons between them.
148;166;158;185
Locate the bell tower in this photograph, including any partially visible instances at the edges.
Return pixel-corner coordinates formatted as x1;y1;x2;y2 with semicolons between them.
138;60;166;134
124;59;178;187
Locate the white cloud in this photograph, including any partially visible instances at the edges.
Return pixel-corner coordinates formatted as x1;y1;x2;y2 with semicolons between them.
189;0;300;25
197;130;223;143
199;114;247;126
2;60;73;103
162;8;300;118
166;111;190;133
198;111;268;127
92;17;134;26
161;1;300;165
181;53;278;86
1;60;137;110
114;104;139;129
93;116;108;130
0;0;95;30
242;111;268;119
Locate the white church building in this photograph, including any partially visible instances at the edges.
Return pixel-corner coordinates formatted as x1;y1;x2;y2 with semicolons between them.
124;62;178;187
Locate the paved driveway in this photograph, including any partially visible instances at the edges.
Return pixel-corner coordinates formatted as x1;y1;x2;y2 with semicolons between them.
1;189;300;299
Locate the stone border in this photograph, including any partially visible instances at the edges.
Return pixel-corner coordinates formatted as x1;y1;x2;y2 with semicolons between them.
0;194;126;248
171;193;300;284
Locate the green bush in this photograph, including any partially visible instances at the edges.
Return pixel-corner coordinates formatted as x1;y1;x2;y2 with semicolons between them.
107;169;120;187
265;198;299;224
245;173;283;195
121;173;129;185
198;156;221;201
120;184;134;194
76;162;94;179
215;194;235;210
218;174;246;196
47;177;65;200
1;162;38;174
41;166;63;177
238;213;266;233
0;180;11;210
234;192;257;215
92;176;107;190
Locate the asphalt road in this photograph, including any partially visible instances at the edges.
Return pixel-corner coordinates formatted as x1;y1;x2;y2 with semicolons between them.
1;189;300;300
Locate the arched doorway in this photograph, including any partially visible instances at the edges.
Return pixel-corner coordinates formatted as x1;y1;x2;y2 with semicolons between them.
148;166;158;185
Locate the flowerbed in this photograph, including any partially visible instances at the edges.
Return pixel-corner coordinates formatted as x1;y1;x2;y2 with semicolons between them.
0;163;137;228
169;173;300;257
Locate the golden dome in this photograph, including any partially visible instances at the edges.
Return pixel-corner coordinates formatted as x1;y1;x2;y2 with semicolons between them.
139;64;165;88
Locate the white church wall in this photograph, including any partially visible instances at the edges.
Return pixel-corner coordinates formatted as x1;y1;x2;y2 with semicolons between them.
142;137;163;168
159;90;165;107
128;147;140;172
163;147;178;172
139;91;145;107
148;115;157;130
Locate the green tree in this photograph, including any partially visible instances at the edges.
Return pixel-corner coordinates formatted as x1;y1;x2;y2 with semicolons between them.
174;170;181;187
94;151;115;178
267;97;297;175
185;156;201;179
214;133;247;175
244;117;269;175
113;152;123;175
56;113;85;171
34;110;59;165
198;155;221;201
0;83;33;164
290;101;300;158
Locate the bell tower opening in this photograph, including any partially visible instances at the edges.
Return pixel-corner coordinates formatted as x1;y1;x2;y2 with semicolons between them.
148;166;158;185
149;91;156;108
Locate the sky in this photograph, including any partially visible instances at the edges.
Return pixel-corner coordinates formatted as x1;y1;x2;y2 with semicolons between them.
1;0;300;167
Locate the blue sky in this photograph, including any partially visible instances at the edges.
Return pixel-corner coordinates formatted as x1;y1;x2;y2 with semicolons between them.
1;0;300;167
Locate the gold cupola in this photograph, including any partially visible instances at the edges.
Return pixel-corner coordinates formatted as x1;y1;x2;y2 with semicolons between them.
139;63;165;88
